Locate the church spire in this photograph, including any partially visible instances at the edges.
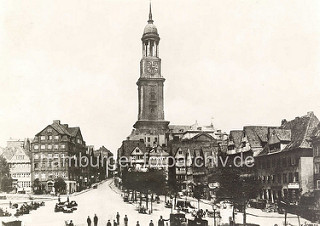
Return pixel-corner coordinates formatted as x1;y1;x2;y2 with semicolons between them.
148;2;154;24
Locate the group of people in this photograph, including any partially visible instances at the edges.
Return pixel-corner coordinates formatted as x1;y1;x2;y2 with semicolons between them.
86;212;169;226
86;214;100;226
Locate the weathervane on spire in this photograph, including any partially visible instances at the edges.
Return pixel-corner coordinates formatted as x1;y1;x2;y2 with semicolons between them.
148;1;153;24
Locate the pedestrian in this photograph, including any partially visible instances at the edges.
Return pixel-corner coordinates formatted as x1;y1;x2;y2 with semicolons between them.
116;212;120;225
87;216;92;226
158;216;169;226
67;196;70;203
113;220;117;226
149;220;154;226
107;220;112;226
136;221;140;226
69;220;74;226
124;215;128;226
94;214;98;226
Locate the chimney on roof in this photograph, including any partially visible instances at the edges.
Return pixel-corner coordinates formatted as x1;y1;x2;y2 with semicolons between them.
63;124;68;128
281;119;287;126
53;120;60;124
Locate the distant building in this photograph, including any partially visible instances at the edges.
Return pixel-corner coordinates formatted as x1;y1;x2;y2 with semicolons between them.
2;139;31;193
117;140;169;174
255;112;319;203
311;124;320;207
168;132;220;197
225;126;277;178
31;120;87;194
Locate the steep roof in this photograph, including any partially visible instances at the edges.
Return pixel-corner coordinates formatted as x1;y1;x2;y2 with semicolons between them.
36;121;82;139
1;146;31;161
243;126;271;148
67;127;80;137
281;112;319;151
118;140;147;158
268;128;291;145
228;130;244;149
258;112;319;157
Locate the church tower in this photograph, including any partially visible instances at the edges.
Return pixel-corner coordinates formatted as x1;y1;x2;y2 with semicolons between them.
133;4;169;141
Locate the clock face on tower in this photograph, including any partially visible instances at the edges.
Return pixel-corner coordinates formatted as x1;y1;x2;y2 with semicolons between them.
146;61;159;75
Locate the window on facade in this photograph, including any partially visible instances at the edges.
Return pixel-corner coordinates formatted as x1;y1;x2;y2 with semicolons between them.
47;128;52;133
278;174;281;184
294;172;299;182
283;173;287;183
48;154;52;158
34;154;39;160
40;145;45;150
315;163;320;174
54;145;58;149
34;145;39;150
40;136;46;141
54;154;59;158
54;135;59;140
61;144;65;149
48;135;52;140
147;137;150;142
288;173;293;183
150;92;156;100
41;174;46;179
317;180;320;190
34;163;38;168
48;145;52;150
178;150;182;155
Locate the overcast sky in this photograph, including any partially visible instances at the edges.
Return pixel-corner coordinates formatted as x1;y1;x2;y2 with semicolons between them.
0;0;320;153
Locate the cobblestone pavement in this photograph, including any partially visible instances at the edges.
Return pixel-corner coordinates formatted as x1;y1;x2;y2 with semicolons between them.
0;180;314;226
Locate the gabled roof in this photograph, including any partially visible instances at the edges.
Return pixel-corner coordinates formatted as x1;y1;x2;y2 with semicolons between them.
281;112;319;151
149;146;169;156
118;140;147;158
228;130;244;149
35;121;83;139
181;132;215;141
258;112;319;157
268;128;291;145
1;146;31;161
243;126;272;148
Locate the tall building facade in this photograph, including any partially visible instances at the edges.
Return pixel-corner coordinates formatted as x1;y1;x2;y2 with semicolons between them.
2;139;32;193
128;4;169;147
31;120;87;194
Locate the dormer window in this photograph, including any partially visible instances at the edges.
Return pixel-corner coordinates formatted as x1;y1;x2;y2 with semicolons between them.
40;136;46;141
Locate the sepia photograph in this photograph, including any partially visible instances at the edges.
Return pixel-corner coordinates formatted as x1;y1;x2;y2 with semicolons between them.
0;0;320;225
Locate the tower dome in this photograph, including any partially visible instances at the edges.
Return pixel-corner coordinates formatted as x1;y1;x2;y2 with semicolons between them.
142;3;159;40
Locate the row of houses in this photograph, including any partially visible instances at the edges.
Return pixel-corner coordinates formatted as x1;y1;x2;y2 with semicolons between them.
117;112;320;206
0;120;113;194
